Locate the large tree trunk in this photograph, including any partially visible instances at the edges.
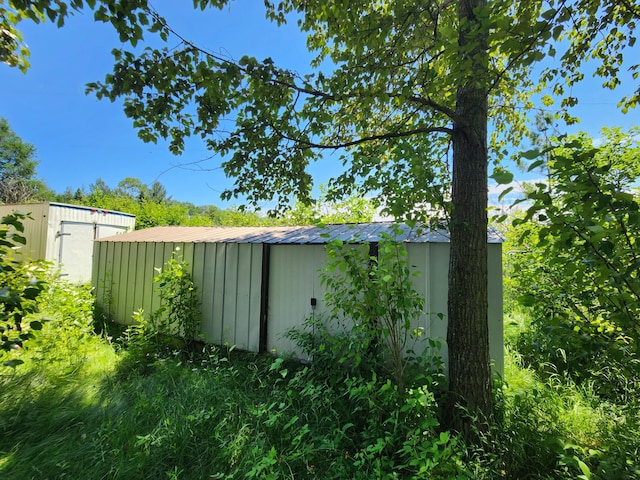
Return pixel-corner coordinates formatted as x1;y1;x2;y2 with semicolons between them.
444;0;492;438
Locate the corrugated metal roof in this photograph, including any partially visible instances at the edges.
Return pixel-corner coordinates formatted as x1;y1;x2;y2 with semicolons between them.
97;222;504;244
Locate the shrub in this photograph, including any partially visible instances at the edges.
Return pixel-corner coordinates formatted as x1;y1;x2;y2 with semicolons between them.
282;232;463;477
289;232;442;394
507;128;640;399
0;212;48;367
122;250;201;364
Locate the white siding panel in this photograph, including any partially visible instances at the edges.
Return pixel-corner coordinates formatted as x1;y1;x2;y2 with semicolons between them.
488;244;504;376
58;222;95;282
222;243;239;346
268;244;329;358
213;244;227;343
96;224;130;239
404;244;432;355
200;244;217;343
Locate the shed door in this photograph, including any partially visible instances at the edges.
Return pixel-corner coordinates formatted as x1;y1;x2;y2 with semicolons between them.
58;222;130;283
267;245;328;359
58;221;95;283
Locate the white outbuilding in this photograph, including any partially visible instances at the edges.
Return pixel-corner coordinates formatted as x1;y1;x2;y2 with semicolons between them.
0;202;136;283
92;222;504;373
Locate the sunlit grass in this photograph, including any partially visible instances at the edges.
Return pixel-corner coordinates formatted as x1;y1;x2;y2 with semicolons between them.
1;293;639;479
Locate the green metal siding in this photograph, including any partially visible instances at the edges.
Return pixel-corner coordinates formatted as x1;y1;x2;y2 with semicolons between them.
92;228;503;375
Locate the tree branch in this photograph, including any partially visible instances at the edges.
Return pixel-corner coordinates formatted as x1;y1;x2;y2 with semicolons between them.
270;123;453;150
147;5;461;126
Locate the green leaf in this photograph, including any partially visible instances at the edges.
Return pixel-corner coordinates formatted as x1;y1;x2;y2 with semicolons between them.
29;320;43;331
576;459;591;478
23;287;43;300
527;159;545;171
490;168;514;185
11;234;27;245
521;149;541;160
3;359;24;368
498;186;514;201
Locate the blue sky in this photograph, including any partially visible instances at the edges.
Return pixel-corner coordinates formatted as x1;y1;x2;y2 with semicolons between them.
1;0;637;208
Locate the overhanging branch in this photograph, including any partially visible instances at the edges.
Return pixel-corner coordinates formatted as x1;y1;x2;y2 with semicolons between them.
271;124;454;150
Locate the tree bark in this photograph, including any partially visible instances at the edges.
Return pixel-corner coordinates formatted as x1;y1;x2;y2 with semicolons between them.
444;0;493;438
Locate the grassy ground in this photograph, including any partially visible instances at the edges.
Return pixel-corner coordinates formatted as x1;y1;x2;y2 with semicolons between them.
1;288;639;479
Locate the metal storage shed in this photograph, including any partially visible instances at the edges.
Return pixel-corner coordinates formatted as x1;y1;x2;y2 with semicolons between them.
93;222;503;373
0;202;136;283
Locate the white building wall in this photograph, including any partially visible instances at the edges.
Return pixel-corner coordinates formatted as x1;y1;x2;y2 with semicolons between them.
267;244;330;358
0;202;135;283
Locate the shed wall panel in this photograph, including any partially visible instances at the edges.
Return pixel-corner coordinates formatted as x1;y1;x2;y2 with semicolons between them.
91;241;101;301
200;244;217;343
112;242;127;323
186;243;263;350
222;243;239;346
192;243;207;337
93;241;264;349
105;242;117;320
100;242;117;321
0;203;49;261
247;244;263;351
213;244;227;343
234;245;252;349
267;244;329;358
123;243;139;318
488;244;504;375
404;243;433;354
92;228;502;374
428;243;450;348
141;243;157;315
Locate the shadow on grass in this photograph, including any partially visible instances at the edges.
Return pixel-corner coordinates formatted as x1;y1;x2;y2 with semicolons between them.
0;331;293;480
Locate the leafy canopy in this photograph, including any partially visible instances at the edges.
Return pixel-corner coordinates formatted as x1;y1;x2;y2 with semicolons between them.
1;2;637;213
0;117;52;203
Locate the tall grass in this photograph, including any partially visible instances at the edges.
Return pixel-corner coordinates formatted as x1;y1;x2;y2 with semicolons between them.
1;285;639;479
480;312;640;479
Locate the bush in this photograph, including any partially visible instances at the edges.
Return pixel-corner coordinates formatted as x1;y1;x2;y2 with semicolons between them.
119;250;202;371
289;233;442;393
506;128;640;399
0;212;48;368
281;233;463;477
